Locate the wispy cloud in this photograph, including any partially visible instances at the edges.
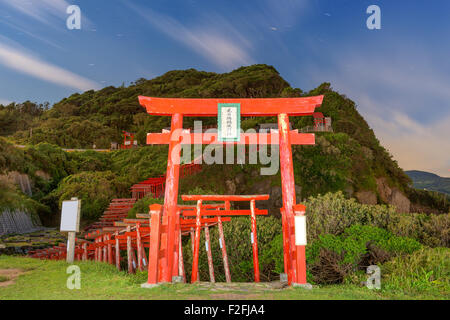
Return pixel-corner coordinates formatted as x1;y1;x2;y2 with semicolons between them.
2;0;70;26
127;4;253;69
0;41;100;91
1;0;93;29
0;18;64;50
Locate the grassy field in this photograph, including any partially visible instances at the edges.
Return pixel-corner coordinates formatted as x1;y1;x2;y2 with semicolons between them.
0;256;446;300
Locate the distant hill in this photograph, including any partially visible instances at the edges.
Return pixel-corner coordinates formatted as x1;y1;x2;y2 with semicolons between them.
406;170;450;195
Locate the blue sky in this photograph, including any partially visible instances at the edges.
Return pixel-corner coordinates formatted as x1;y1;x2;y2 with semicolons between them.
0;0;449;176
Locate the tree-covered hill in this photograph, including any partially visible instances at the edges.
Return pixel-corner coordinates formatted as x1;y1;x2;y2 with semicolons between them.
406;170;450;195
1;64;448;226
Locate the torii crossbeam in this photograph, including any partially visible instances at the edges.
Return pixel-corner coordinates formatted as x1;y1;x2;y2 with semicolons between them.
139;95;324;286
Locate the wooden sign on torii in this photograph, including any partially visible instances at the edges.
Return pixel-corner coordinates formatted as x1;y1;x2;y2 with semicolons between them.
138;95;324;286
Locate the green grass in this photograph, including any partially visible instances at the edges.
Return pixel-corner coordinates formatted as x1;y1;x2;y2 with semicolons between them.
0;256;445;300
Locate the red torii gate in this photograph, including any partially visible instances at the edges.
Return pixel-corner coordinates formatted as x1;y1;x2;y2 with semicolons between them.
139;95;323;286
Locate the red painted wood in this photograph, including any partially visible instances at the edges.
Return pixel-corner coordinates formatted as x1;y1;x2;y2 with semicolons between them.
107;234;113;264
181;209;268;217
278;113;298;284
171;210;180;280
182;194;269;201
163;113;183;283
139;96;323;116
250;200;260;282
115;231;121;271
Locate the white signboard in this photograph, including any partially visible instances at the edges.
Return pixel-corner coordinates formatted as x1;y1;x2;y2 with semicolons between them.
60;199;81;232
218;103;240;142
294;215;307;246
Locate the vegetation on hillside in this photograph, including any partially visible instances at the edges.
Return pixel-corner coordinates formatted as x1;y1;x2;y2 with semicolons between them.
1;64;447;224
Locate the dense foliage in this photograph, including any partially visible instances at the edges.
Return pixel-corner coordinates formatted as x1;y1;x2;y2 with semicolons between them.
181;191;448;285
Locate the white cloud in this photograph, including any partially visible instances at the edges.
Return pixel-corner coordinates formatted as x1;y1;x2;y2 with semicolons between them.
2;0;70;25
0;41;100;91
0;18;64;50
127;5;253;69
0;99;12;105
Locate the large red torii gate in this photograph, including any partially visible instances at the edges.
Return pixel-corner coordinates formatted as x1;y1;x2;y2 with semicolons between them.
139;95;324;286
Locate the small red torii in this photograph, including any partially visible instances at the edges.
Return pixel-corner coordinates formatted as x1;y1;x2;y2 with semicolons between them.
138;95;324;286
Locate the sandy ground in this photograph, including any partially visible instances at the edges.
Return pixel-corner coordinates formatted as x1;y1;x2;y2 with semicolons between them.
0;269;25;287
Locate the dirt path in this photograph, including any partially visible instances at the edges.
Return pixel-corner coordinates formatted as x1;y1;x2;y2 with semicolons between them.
0;269;25;287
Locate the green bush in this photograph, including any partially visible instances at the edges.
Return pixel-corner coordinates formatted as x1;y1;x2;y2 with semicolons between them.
306;192;450;247
127;195;163;218
305;225;422;284
382;247;449;294
48;171;129;222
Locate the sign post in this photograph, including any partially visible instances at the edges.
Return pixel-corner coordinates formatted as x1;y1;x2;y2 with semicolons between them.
60;197;81;263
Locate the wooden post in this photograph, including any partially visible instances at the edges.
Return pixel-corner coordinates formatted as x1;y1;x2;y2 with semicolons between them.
66;232;76;263
103;234;108;263
97;236;103;262
179;230;186;282
107;233;113;265
190;229;199;281
127;226;134;273
217;215;231;282
82;243;87;261
146;204;162;285
204;224;215;283
172;210;181;280
163;113;183;283
191;199;202;283
278;113;303;284
136;223;144;272
94;238;98;261
115;231;121;271
250;200;260;282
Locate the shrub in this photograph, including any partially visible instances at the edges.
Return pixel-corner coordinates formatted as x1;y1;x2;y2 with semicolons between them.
127;195;163;218
48;171;129;222
305;191;395;241
306;192;450;248
305;225;422;284
382;247;450;293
